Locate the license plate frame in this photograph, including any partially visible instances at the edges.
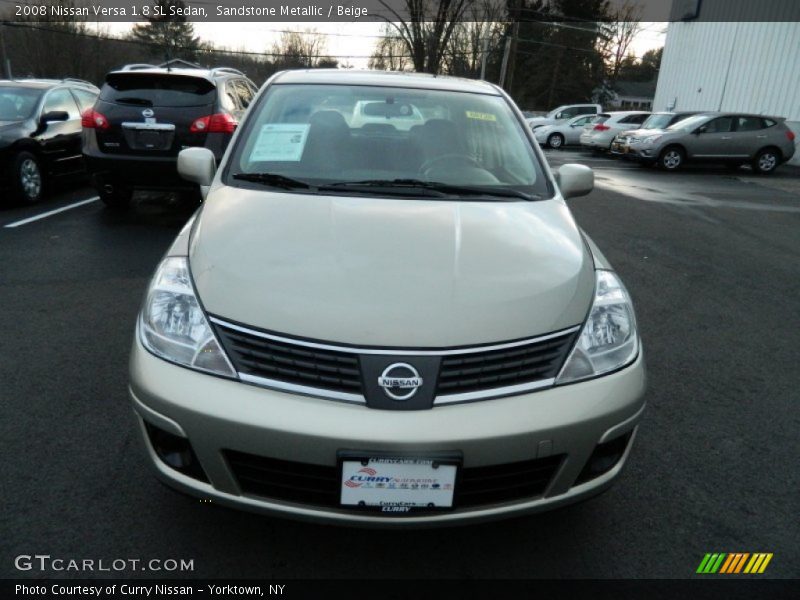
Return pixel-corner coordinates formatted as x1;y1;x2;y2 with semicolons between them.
338;450;461;514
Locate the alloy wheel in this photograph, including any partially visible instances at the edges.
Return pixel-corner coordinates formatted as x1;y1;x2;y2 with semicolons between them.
20;158;42;200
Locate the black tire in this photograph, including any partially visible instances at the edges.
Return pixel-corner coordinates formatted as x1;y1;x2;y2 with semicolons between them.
752;148;780;175
658;146;684;171
547;133;565;149
99;185;133;210
11;151;45;204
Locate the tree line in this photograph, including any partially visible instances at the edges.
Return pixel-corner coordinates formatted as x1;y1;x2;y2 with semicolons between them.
370;0;663;109
0;0;340;86
0;0;662;110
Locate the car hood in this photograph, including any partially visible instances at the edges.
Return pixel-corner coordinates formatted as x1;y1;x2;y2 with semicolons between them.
189;187;595;347
0;120;25;140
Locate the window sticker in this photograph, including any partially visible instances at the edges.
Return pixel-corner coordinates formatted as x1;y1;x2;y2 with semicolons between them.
250;123;310;162
465;110;497;122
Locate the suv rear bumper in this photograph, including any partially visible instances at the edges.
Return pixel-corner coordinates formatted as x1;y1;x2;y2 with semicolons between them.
84;150;191;190
82;133;228;191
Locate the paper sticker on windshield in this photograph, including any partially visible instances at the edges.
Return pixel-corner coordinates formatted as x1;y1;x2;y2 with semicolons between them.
466;111;497;122
250;123;310;162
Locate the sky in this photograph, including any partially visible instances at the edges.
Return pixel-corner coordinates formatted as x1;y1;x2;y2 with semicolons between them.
102;21;667;69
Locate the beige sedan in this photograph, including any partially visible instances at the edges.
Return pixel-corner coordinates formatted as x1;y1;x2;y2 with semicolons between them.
130;70;646;526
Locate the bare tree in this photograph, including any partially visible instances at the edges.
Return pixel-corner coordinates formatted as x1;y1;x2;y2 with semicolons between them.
269;29;338;69
597;0;642;83
377;0;474;74
368;24;411;71
442;0;506;77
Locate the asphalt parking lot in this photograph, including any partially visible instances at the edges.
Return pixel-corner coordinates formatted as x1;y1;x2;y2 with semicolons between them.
1;150;798;579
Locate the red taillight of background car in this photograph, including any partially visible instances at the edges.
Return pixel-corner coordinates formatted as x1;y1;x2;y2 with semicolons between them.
190;113;238;134
593;124;610;131
787;130;796;142
81;109;109;130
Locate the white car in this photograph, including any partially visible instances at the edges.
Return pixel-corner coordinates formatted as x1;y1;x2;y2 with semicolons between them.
580;111;651;151
527;103;602;130
350;99;425;131
134;70;646;526
534;115;597;148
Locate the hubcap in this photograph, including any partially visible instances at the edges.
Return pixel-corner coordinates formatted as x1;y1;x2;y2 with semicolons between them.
550;135;562;148
20;159;42;199
663;151;681;169
758;153;777;171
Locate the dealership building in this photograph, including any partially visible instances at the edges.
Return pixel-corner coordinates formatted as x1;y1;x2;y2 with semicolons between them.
652;0;800;165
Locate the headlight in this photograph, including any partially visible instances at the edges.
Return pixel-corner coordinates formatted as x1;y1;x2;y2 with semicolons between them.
643;135;662;145
139;256;236;377
557;270;639;384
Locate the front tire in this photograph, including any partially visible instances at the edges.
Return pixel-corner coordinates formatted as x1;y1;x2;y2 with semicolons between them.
547;133;564;149
659;146;684;171
752;148;780;175
12;152;45;204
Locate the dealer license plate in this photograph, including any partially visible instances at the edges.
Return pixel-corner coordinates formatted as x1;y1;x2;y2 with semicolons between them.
340;457;457;513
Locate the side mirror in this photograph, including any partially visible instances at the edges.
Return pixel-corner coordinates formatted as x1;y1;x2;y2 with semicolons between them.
556;164;594;199
178;147;216;187
40;110;69;124
694;126;706;135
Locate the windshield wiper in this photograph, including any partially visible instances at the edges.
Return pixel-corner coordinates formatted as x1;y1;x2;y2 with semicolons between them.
232;172;311;190
326;179;539;201
115;97;153;106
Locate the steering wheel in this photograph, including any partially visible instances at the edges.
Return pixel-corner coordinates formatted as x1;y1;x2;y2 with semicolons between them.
419;153;483;175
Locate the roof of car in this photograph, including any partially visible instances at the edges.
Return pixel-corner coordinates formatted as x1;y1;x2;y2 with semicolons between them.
272;69;502;95
0;79;97;90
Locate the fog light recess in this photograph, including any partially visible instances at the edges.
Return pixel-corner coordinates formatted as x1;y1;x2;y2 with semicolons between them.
144;422;208;482
575;431;633;485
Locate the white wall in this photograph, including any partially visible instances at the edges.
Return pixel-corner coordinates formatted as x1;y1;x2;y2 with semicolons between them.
654;22;800;165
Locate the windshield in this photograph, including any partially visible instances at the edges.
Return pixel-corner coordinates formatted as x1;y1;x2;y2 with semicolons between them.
226;83;548;199
0;87;43;120
667;114;711;131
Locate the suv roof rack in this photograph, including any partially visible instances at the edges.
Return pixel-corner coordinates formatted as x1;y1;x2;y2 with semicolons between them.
159;59;203;70
121;63;157;71
210;67;245;77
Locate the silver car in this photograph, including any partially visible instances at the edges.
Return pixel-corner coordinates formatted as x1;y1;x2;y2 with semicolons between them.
534;114;597;148
131;70;646;526
609;112;699;156
626;112;796;173
579;111;650;151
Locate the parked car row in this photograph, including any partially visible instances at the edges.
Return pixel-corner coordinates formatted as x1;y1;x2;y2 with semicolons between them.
532;107;796;174
0;60;258;207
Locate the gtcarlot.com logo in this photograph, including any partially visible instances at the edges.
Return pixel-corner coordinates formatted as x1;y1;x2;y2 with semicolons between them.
696;552;773;574
14;554;194;573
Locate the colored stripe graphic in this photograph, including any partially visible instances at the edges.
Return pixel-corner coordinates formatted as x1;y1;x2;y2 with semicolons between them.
744;553;774;574
698;553;773;574
697;553;727;573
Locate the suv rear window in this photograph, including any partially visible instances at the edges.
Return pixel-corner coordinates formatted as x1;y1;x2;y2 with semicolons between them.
101;73;216;108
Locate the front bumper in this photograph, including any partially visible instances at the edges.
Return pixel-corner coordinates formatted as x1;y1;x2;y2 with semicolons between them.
129;337;646;527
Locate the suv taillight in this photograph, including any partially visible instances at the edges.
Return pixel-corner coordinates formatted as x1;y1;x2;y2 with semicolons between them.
190;113;238;134
81;109;109;130
593;123;610;131
787;130;796;142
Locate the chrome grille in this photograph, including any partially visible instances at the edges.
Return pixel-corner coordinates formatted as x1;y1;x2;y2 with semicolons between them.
210;316;579;405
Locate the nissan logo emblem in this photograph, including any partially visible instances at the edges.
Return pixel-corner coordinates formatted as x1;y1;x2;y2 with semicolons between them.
378;363;423;401
142;108;154;118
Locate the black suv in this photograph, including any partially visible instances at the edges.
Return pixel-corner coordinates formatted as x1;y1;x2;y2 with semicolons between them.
83;61;257;208
0;78;99;204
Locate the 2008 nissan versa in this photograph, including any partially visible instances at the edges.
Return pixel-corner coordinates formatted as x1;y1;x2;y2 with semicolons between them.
130;70;646;526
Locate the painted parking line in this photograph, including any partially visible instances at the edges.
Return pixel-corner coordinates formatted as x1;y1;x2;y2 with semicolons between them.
4;196;100;229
